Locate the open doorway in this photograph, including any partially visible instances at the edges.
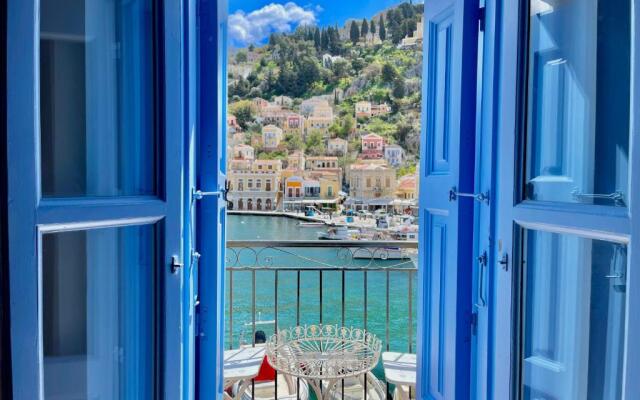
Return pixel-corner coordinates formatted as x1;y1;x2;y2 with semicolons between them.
222;2;424;400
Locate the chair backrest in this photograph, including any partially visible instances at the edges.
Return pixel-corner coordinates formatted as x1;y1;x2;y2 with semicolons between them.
254;356;276;382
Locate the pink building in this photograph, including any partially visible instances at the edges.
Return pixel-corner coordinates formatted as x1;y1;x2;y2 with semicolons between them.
361;133;385;159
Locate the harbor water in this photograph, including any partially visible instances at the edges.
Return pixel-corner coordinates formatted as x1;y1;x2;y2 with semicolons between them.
225;214;418;356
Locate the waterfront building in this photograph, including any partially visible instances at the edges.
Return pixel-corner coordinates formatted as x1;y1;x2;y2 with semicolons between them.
261;109;290;127
228;160;281;211
283;113;305;136
232;144;254;161
303;179;321;199
384;144;405;167
305;156;338;170
371;103;391;117
259;103;283;118
252;97;269;111
305;115;333;137
361;133;385;159
286;150;306;171
396;174;417;200
300;98;331;116
327;137;349;156
262;125;283;150
227;114;241;134
355;101;372;119
347;162;397;210
284;176;304;200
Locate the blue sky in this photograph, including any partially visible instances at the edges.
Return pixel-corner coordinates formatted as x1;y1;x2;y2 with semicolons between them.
228;0;421;47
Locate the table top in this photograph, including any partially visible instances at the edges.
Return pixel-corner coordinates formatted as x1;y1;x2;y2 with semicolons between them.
266;325;382;380
382;352;416;386
223;346;266;381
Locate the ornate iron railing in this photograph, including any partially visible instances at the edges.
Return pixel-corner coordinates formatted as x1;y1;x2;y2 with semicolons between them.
224;240;418;400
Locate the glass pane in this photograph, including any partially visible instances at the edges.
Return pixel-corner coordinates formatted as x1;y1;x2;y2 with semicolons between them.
40;0;156;197
525;0;630;206
521;230;626;399
43;225;156;399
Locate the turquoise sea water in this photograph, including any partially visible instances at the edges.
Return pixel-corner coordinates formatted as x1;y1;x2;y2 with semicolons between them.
225;215;418;359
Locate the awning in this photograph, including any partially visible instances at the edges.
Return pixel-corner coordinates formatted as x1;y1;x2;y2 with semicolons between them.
283;198;340;204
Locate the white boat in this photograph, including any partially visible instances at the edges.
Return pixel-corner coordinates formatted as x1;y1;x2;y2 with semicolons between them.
352;247;410;260
317;226;354;240
298;222;325;227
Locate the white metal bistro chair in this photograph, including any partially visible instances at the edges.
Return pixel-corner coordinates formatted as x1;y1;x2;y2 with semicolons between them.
381;352;416;400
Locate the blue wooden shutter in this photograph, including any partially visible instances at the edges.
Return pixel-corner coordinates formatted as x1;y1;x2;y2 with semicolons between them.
417;0;479;398
196;0;228;399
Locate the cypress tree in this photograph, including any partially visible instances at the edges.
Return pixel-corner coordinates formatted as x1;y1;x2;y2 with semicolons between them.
361;18;369;37
350;21;360;44
379;16;386;41
321;28;329;50
370;19;376;35
314;28;321;50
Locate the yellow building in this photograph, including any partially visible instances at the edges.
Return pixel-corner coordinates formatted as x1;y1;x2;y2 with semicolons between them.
262;125;283;150
396;174;417;200
348;162;397;201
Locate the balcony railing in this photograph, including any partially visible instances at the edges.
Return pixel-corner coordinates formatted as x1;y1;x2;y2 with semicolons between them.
225;240;418;398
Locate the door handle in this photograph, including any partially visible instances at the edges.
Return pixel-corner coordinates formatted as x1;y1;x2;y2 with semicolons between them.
449;186;490;205
475;251;487;308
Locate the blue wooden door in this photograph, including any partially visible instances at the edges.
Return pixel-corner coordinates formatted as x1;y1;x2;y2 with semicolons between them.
195;1;229;399
470;1;496;398
491;0;640;398
6;1;187;398
418;0;479;398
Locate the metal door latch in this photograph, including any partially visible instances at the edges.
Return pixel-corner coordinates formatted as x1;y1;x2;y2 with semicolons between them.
192;181;231;205
171;256;183;274
449;187;490;205
498;252;509;271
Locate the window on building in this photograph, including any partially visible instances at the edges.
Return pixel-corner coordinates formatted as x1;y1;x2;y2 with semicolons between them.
248;179;253;189
256;179;262;189
366;178;371;188
238;179;244;191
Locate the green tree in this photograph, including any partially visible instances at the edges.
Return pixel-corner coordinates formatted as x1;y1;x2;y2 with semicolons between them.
314;28;321;50
379;16;386;41
394;123;413;147
339;114;355;138
228;100;256;130
361;18;369;37
393;77;406;98
235;50;248;63
350;21;360;44
370;19;376;35
284;133;304;152
382;63;398;83
321;28;329;50
352;58;366;74
305;131;325;155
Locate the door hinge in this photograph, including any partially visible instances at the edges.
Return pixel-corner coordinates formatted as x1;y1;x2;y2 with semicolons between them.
471;312;478;335
479;6;486;32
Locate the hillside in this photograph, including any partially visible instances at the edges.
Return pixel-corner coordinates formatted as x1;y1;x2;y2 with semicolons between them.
227;1;423;163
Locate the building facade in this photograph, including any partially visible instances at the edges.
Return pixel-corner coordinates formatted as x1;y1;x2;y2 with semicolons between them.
361;133;385;159
384;144;405;166
262;125;283;150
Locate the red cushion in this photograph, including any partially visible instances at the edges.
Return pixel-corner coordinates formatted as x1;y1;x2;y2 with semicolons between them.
254;356;277;382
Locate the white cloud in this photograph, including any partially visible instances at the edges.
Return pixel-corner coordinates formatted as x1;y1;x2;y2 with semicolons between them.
229;2;318;46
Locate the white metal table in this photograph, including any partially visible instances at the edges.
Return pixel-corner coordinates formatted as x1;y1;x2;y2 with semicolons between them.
381;352;416;400
223;346;266;400
266;325;382;400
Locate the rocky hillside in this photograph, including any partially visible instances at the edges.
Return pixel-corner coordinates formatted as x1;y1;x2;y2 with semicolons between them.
228;2;424;161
